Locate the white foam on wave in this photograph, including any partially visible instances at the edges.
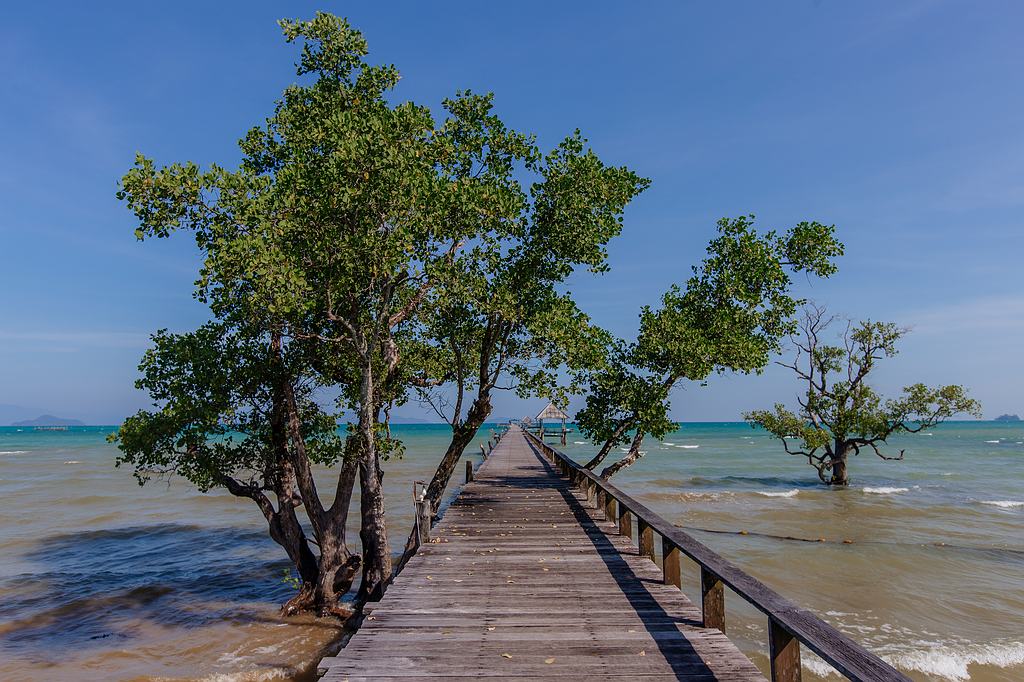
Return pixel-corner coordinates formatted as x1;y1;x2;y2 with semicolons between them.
802;653;842;678
980;500;1024;509
0;450;28;455
573;441;586;445
984;440;1001;444
885;639;1024;681
199;670;294;682
63;460;80;464
757;489;799;498
862;486;909;494
676;444;699;449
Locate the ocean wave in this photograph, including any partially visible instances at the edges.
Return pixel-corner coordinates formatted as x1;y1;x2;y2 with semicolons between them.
756;489;799;498
885;639;1024;681
196;668;296;681
805;637;1024;681
0;450;28;455
984;440;1001;444
675;444;699;449
980;500;1024;509
63;460;80;464
573;441;586;444
862;486;909;494
802;653;842;678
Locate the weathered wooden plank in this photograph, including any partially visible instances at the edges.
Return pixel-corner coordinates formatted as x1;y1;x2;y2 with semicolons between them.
321;427;765;681
526;430;911;682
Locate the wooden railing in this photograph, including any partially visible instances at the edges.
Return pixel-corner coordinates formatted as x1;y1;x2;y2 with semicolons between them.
523;429;910;682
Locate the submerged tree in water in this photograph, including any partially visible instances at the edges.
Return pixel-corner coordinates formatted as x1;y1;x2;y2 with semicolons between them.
116;13;457;608
111;324;359;617
745;305;981;486
576;216;844;479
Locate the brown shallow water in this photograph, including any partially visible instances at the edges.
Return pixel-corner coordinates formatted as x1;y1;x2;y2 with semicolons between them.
0;422;1021;681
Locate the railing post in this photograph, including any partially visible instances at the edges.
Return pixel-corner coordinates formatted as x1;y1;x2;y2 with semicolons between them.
638;519;655;561
604;494;616;522
769;618;802;682
663;539;681;588
480;443;487;459
587;480;597;507
465;459;473;483
596;489;606;516
414;498;431;546
618;507;632;540
701;567;725;632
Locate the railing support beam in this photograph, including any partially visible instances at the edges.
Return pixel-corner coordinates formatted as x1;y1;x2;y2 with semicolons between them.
618;508;632;541
638;519;655;561
701;567;725;632
769;619;802;682
414;498;430;546
663;540;682;588
604;494;616;523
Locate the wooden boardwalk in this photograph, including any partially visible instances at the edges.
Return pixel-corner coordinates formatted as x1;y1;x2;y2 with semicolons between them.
318;426;765;681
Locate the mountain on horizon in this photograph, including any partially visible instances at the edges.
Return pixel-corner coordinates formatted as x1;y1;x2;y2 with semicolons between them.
11;414;85;427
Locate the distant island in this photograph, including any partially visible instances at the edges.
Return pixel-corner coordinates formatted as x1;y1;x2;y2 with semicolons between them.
11;415;84;427
994;414;1021;422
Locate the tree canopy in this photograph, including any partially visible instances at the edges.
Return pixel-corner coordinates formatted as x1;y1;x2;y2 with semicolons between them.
577;216;844;478
745;305;981;485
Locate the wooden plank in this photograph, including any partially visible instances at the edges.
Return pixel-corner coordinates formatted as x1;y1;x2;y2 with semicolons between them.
528;431;912;682
322;427;766;681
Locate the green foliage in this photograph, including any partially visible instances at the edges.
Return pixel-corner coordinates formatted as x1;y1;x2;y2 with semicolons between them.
745;307;982;483
577;216;844;476
110;323;344;492
410;96;647;424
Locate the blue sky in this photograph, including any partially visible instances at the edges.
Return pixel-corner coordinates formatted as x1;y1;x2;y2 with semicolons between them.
1;1;1022;424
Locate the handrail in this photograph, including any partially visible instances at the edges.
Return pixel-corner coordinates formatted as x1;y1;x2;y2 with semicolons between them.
523;429;910;682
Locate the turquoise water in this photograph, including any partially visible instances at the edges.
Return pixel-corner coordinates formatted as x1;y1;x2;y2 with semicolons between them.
0;422;1021;680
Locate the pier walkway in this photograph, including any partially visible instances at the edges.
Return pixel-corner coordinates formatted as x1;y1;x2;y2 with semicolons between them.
319;426;766;681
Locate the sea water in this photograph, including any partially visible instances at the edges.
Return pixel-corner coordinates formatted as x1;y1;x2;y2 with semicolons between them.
0;422;1021;681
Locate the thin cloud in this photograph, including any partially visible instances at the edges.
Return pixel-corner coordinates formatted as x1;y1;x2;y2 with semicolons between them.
903;295;1024;335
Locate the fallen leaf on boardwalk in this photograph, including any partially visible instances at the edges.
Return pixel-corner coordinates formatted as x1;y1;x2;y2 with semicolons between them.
453;579;463;583
639;650;646;656
426;576;433;580
506;580;515;584
544;658;556;664
542;568;549;572
487;626;496;631
501;653;512;659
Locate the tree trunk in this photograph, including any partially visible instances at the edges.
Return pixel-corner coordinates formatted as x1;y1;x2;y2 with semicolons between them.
425;395;492;517
829;442;850;486
599;429;646;479
396;394;493;566
356;366;392;603
585;419;631;470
